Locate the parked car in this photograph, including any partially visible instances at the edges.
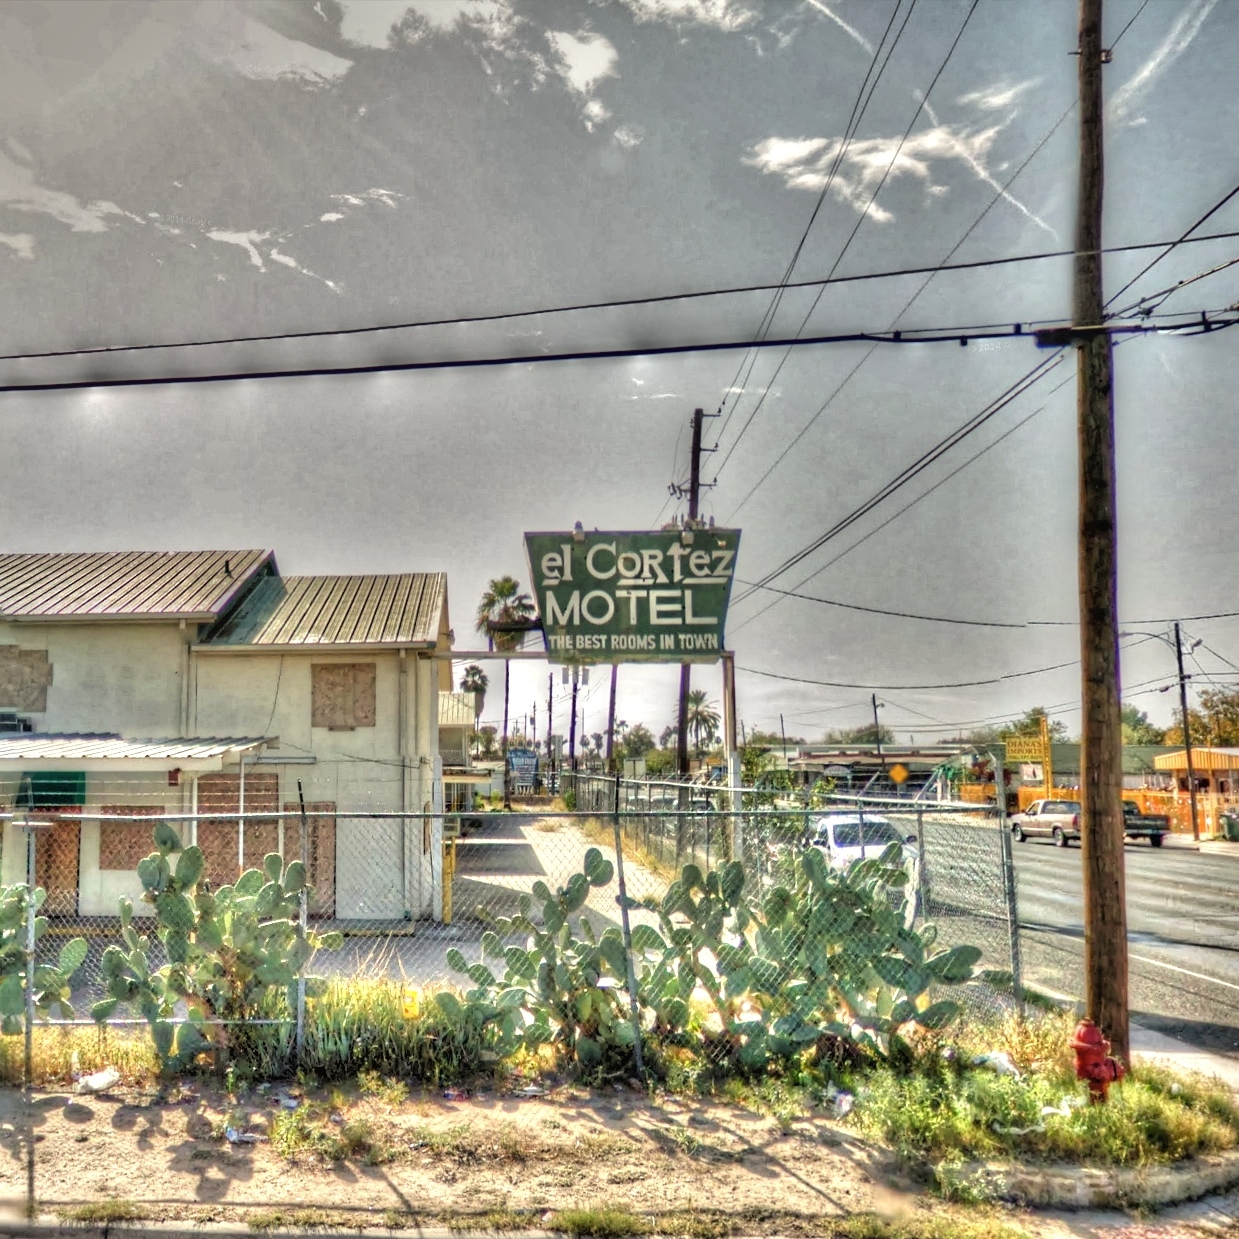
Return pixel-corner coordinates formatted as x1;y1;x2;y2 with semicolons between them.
806;813;918;869
1010;799;1081;847
1122;800;1169;846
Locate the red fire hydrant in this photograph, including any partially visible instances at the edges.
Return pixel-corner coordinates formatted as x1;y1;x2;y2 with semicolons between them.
1070;1018;1126;1103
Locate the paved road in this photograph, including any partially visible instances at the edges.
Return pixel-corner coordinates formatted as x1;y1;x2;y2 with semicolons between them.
1012;838;1239;1058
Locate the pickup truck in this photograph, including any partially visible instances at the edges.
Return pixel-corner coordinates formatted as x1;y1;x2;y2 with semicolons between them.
1123;800;1169;847
1010;799;1081;847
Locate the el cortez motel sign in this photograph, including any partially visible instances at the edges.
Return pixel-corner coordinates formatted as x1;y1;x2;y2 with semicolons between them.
524;529;741;664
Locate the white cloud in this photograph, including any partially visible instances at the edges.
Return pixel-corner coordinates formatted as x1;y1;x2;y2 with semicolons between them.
0;149;125;233
206;229;270;270
320;212;344;222
803;0;872;54
746;122;1056;237
614;124;645;148
0;232;34;260
1109;0;1218;124
546;31;618;95
619;0;759;32
196;12;352;86
957;78;1041;111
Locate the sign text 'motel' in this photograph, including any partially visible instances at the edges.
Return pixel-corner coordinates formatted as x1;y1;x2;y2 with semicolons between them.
524;529;741;664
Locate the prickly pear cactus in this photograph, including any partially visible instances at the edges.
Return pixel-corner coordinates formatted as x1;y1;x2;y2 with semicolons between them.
0;884;87;1034
94;822;341;1070
443;847;637;1071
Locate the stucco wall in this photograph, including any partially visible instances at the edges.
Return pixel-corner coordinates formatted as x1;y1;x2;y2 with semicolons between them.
0;620;186;736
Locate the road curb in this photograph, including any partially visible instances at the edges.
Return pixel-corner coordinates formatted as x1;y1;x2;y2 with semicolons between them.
0;1224;554;1239
949;1147;1239;1210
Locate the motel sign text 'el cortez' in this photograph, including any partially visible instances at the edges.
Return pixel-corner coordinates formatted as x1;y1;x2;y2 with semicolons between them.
524;529;741;663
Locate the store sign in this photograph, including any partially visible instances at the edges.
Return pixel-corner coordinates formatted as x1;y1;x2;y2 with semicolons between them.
524;528;741;664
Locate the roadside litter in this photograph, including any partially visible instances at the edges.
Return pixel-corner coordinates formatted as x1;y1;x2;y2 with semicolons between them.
76;1068;120;1095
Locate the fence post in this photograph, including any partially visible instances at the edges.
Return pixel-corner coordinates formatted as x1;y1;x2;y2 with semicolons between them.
296;781;309;1063
23;817;35;1092
990;751;1024;1018
610;818;645;1081
915;808;930;921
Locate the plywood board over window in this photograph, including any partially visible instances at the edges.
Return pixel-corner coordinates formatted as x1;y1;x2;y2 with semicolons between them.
195;772;279;888
100;806;163;871
34;811;80;917
312;663;376;730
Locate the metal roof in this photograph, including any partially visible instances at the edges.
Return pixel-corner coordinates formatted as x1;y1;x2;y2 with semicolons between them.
0;735;266;761
0;550;273;621
1154;747;1239;772
202;573;447;648
439;692;477;728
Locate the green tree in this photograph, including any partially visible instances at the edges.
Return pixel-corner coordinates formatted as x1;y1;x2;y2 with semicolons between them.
746;729;805;747
620;723;656;760
997;707;1068;742
1167;687;1239;746
477;726;499;759
825;724;894;744
686;690;720;756
461;664;488;729
1121;705;1166;745
476;577;536;807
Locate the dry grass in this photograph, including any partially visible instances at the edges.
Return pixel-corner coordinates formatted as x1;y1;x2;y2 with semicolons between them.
247;1207;365;1231
58;1200;153;1224
0;1023;158;1087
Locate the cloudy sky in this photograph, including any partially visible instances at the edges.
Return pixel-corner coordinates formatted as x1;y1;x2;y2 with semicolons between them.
1;0;1237;746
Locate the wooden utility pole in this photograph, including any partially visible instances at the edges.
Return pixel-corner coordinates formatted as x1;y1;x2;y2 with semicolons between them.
606;663;619;773
676;408;705;780
1076;0;1129;1063
1174;623;1201;841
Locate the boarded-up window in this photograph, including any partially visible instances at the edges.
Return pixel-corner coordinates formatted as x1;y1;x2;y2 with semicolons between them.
100;806;165;871
195;773;279;888
312;663;376;729
34;811;80;917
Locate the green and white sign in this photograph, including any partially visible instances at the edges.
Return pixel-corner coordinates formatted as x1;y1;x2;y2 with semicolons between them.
524;528;741;664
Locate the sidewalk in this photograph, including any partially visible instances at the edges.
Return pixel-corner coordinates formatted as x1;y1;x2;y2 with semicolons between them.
1131;1022;1239;1090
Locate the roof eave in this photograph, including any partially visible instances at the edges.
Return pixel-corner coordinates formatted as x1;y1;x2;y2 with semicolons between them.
192;640;440;655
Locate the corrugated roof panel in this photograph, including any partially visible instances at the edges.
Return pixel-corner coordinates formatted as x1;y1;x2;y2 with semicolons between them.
203;573;447;647
0;735;266;761
0;551;272;619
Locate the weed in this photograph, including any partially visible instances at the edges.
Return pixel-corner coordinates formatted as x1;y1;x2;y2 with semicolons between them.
382;1209;410;1230
248;1208;359;1231
410;1121;475;1158
670;1126;702;1155
358;1069;409;1107
448;1210;541;1231
549;1207;651;1237
650;1215;726;1239
270;1107;346;1162
58;1200;152;1224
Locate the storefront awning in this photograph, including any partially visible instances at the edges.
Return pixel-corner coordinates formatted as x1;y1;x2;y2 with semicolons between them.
0;735;269;772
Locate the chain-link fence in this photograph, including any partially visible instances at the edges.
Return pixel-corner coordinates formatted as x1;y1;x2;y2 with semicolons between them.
0;773;1018;1084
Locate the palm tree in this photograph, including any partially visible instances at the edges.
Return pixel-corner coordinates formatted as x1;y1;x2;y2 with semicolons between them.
476;577;536;808
686;690;720;757
461;665;488;726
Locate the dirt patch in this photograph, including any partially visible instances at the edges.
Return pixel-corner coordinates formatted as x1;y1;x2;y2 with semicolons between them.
0;1080;904;1228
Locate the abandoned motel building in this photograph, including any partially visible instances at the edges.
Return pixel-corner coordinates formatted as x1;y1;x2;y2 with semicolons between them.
0;550;489;923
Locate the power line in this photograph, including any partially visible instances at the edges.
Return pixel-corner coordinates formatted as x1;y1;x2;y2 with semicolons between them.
736;656;1080;692
714;0;912;444
1106;180;1239;313
5;232;1239;371
720;0;1156;521
715;0;979;478
725;103;1076;520
731;350;1069;604
6;312;1231;397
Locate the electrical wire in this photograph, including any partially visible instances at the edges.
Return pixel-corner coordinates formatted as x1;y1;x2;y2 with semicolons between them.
731;350;1069;605
715;0;979;478
6;313;1231;397
714;0;911;444
1106;181;1239;313
736;656;1080;692
725;101;1076;520
5;232;1239;372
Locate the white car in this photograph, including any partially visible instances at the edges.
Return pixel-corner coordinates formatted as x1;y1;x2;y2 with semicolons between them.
807;813;918;870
